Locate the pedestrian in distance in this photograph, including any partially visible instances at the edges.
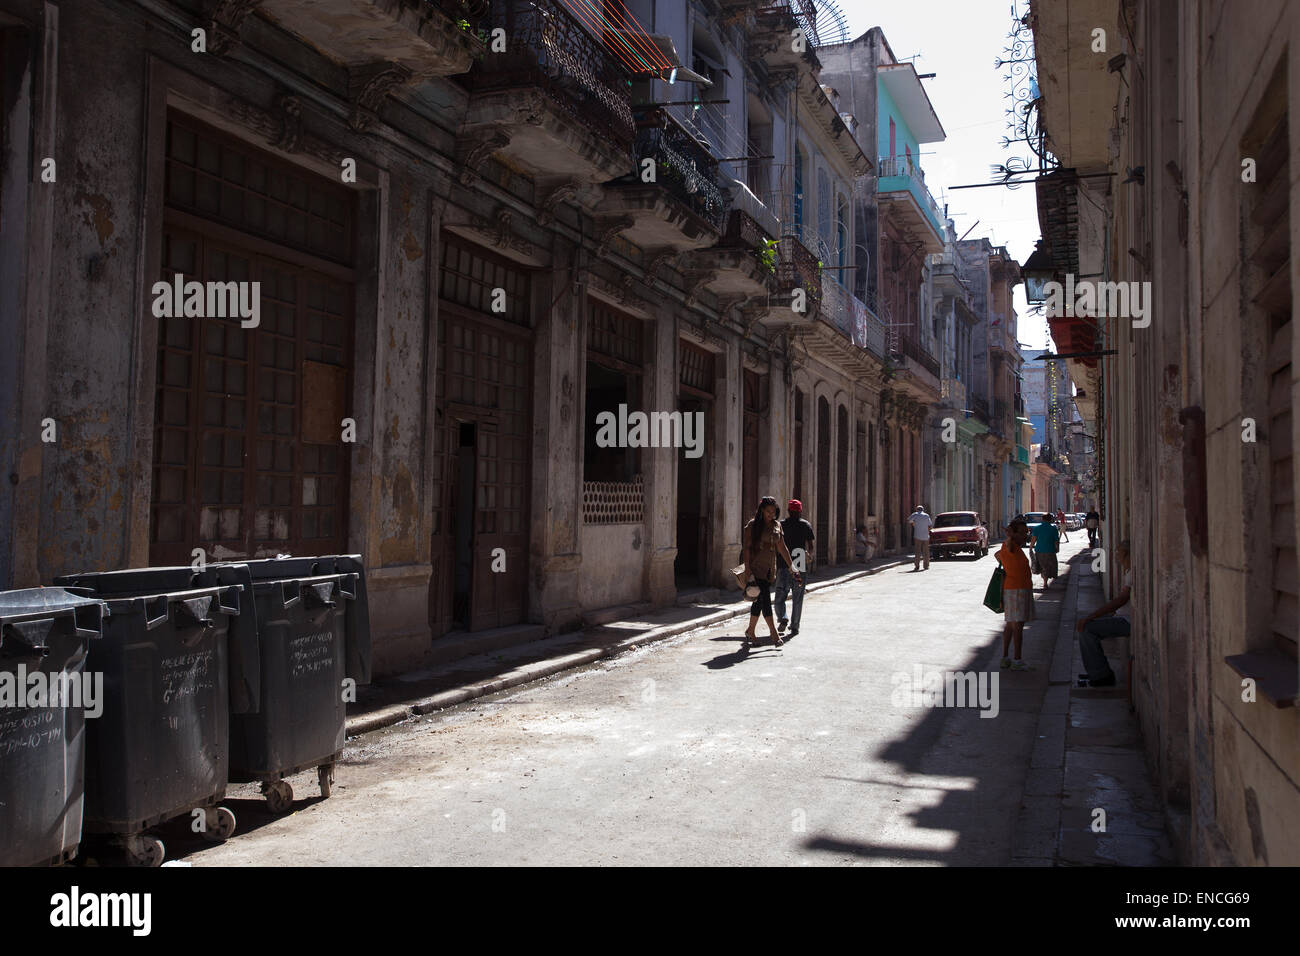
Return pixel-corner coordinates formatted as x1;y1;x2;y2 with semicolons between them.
1029;513;1061;589
908;505;934;571
998;518;1036;670
854;524;870;562
1075;540;1133;687
1056;508;1070;543
741;495;800;649
1085;509;1101;549
775;499;814;639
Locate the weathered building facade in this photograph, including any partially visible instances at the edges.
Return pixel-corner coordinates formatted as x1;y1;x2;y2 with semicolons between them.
1031;0;1300;864
1;0;922;676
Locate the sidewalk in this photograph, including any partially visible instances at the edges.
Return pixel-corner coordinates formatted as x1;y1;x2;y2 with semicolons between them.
347;553;911;735
1012;546;1176;865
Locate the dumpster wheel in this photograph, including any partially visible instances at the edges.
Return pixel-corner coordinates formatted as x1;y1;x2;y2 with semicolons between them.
262;779;293;813
124;834;166;868
200;806;237;842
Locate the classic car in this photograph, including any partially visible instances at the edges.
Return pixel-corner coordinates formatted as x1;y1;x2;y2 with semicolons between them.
929;511;989;558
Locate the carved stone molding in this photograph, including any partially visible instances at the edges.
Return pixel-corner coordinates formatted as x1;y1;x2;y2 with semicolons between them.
468;207;535;258
511;91;549;127
208;0;263;56
537;182;579;226
594;216;634;258
459;130;510;186
225;91;345;166
348;62;415;132
645;249;680;285
683;269;718;308
617;274;639;306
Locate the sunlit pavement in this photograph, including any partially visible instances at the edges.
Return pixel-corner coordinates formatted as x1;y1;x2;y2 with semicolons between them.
174;537;1159;866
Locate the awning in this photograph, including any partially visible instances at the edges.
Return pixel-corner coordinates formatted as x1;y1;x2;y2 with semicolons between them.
607;31;714;85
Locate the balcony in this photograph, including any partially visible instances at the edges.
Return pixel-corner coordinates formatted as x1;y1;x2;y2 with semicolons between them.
774;233;822;314
459;0;635;184
253;0;484;77
602;109;727;252
1016;444;1031;467
896;335;941;379
972;395;990;422
771;273;887;374
694;209;777;300
752;0;821;72
940;377;967;411
878;156;946;254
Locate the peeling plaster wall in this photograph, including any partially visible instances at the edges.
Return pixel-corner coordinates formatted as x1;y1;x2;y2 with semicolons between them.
35;3;148;579
578;523;645;609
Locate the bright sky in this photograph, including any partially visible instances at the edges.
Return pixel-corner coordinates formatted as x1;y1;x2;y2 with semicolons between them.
837;0;1048;351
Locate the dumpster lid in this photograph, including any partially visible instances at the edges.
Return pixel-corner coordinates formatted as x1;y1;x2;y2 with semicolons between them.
0;587;108;615
54;566;204;595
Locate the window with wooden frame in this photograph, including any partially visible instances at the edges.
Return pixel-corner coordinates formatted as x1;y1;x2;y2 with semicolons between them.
679;338;716;398
152;114;355;564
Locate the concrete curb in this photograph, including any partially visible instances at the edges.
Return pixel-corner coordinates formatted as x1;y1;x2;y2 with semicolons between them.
345;556;910;737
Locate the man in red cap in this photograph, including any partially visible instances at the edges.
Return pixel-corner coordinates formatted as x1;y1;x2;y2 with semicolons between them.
775;499;815;638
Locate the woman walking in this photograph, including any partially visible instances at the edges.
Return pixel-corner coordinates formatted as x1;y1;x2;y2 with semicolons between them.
998;518;1036;670
741;496;800;649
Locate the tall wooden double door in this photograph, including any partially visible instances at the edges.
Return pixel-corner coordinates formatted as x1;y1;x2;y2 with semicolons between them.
429;305;531;635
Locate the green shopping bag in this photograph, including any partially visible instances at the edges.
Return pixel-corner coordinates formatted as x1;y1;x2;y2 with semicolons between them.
983;556;1005;613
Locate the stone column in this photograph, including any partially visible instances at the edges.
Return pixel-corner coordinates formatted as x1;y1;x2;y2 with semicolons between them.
710;332;743;586
642;301;678;607
528;242;584;634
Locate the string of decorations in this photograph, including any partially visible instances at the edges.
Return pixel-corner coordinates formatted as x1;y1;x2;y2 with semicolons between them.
558;0;674;75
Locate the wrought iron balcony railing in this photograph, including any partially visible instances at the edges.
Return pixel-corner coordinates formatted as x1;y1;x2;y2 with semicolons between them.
464;0;635;153
818;276;889;359
972;395;990;422
878;155;946;238
630;109;727;232
776;233;821;304
896;335;941;379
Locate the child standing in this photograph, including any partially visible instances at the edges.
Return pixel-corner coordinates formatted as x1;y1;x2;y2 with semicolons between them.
999;518;1035;671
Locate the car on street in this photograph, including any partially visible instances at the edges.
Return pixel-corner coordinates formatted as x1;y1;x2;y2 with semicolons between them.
929;511;989;559
1065;513;1083;531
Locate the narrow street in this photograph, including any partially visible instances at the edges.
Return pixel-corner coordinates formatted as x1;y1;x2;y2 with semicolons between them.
178;540;1087;866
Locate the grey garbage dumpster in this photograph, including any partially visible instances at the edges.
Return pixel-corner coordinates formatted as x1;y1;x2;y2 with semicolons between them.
0;588;106;867
51;579;244;866
206;556;370;811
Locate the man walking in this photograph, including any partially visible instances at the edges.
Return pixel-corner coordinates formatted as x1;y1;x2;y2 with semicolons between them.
1030;513;1060;588
1085;509;1100;549
909;505;933;571
775;500;814;638
1075;540;1132;686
